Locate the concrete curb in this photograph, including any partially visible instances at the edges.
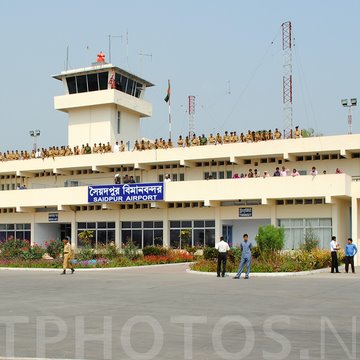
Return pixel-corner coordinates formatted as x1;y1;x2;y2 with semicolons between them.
0;262;192;272
186;265;345;277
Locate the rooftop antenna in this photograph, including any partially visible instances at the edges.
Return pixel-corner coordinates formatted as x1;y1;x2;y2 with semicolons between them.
126;30;129;69
188;95;196;137
282;21;293;138
65;45;69;71
227;80;231;95
108;34;123;64
138;52;152;75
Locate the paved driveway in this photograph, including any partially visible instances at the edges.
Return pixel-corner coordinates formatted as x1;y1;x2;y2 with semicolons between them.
0;265;359;360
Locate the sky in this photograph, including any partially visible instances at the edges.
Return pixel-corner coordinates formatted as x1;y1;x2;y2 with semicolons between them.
0;0;359;150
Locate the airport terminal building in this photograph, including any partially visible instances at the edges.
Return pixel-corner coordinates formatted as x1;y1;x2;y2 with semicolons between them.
0;59;359;262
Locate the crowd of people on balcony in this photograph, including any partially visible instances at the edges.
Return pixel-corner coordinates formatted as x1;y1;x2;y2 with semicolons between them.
0;127;302;161
227;166;344;179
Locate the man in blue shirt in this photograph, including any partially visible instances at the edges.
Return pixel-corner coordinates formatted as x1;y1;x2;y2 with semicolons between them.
234;234;252;279
345;238;357;274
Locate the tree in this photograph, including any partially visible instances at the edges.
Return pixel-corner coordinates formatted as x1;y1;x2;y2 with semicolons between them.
255;225;285;253
301;128;315;138
301;128;323;137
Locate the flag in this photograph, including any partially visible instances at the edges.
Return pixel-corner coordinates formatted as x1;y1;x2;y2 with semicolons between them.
164;80;170;103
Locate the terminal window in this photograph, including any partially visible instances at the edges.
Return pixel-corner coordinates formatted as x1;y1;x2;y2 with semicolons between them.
0;223;31;242
77;222;115;247
121;221;163;249
170;220;215;249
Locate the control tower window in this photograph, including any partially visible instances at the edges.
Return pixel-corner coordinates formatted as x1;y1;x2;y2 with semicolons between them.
87;73;98;92
115;73;122;91
77;75;87;93
126;79;134;96
98;72;108;90
66;77;77;94
120;76;128;93
135;82;143;98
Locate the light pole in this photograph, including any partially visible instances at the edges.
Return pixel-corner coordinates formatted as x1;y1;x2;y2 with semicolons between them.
341;98;357;134
29;130;40;152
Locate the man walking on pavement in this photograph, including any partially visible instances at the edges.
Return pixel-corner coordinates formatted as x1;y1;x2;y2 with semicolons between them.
234;234;252;279
345;238;357;274
215;236;230;277
61;236;75;275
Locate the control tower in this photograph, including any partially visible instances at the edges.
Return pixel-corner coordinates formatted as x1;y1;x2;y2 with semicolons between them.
52;53;154;148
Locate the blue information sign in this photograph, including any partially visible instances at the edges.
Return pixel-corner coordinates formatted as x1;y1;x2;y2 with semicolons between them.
88;182;164;203
48;213;59;222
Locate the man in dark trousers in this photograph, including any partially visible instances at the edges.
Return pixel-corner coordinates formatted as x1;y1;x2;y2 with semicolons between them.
215;236;230;277
330;236;340;273
345;238;357;273
234;234;252;279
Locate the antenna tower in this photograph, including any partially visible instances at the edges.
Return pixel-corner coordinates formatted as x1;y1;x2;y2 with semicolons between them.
282;21;293;138
188;96;195;137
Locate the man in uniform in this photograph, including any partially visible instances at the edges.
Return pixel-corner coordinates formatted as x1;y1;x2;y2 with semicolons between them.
233;131;239;143
234;234;253;279
208;133;216;145
85;143;92;154
215;236;230;277
216;133;223;144
191;134;200;146
274;128;282;140
199;134;207;146
61;237;75;275
177;135;184;147
223;131;231;144
120;140;126;152
294;126;301;139
268;129;274;140
246;130;253;143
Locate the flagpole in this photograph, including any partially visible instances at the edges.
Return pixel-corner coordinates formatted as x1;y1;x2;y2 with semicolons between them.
168;96;171;140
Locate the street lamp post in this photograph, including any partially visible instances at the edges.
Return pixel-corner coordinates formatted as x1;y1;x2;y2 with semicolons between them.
29;130;41;152
341;98;357;134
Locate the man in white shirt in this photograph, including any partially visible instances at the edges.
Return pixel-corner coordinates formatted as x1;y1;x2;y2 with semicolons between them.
215;236;230;277
310;166;318;176
280;166;289;176
330;236;340;273
113;141;120;153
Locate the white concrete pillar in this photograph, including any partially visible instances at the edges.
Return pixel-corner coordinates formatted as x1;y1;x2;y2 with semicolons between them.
71;211;77;249
30;213;36;246
215;206;221;243
162;207;169;247
115;209;121;248
270;204;277;226
331;202;338;238
351;197;359;265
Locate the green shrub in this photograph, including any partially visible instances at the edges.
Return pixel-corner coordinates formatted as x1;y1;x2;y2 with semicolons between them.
185;246;200;255
78;230;94;247
228;247;242;263
104;243;120;259
0;238;30;259
203;247;218;260
122;241;141;260
76;246;95;261
45;240;64;259
256;225;285;253
300;228;319;252
142;246;168;256
21;245;46;260
251;245;261;259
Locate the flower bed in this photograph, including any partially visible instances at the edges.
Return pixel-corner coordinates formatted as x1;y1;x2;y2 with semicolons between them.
190;249;344;273
0;240;194;268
